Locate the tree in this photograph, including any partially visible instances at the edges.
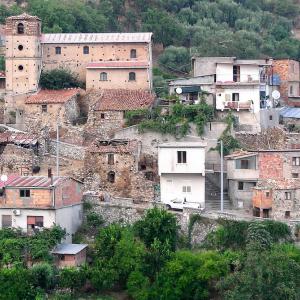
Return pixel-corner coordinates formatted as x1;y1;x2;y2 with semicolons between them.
59;267;86;293
39;68;84;90
30;263;56;291
134;207;178;250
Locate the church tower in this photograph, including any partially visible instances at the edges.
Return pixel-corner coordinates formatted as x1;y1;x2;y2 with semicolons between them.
5;13;42;121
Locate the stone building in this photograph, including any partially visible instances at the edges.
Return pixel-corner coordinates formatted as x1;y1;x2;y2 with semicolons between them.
253;179;300;219
226;148;300;214
272;59;300;106
84;139;156;202
3;13;153;122
0;175;83;241
86;89;155;139
24;88;82;133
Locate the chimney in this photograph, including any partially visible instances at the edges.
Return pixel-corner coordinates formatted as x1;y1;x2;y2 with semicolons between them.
48;168;53;185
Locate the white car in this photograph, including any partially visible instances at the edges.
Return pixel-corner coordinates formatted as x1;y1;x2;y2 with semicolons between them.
163;198;203;211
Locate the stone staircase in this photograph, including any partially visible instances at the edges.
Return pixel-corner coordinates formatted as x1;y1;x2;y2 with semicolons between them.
205;174;232;211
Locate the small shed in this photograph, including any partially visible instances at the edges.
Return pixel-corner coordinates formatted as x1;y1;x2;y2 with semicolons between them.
52;244;88;268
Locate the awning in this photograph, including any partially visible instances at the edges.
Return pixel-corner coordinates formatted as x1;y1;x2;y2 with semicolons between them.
181;86;201;93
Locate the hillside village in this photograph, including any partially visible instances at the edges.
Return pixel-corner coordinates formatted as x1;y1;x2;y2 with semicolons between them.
1;8;300;300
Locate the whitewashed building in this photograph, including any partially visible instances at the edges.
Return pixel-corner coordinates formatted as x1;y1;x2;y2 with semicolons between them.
158;142;206;209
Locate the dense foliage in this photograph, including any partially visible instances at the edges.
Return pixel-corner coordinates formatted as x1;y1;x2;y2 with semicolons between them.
0;208;299;299
39;68;84;90
126;101;214;137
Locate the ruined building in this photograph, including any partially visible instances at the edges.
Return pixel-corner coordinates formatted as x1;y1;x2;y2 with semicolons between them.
84;139;157;202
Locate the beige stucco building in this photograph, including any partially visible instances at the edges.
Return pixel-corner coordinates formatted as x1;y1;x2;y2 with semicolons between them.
3;13;153;124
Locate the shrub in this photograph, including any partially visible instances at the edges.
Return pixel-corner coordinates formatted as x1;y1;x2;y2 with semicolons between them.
31;263;56;291
59;267;86;293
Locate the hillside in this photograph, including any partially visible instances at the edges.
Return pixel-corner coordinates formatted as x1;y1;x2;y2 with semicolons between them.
1;0;300;94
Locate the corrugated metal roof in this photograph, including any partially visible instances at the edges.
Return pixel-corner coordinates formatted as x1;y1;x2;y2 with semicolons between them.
0;175;19;189
0;132;38;145
280;107;300;119
86;61;149;69
52;243;88;255
6;176;68;188
41;32;152;44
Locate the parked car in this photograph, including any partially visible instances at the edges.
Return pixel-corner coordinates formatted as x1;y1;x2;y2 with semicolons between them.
163;198;204;211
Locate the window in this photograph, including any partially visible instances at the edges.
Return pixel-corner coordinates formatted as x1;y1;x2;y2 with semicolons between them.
182;186;191;193
177;151;187;164
2;215;12;228
83;46;89;54
285;192;292;200
238;182;244;190
107;171;115;183
292;157;300;166
17;23;24;34
100;72;107;81
60;255;65;261
129;72;136;81
266;191;270;197
130;49;137;58
232;92;239;102
100;113;105;119
290;85;294;96
292;173;299;178
41;104;47;113
20;189;30;198
27;216;44;229
18;44;23;51
285;211;291;218
18;65;24;71
55;47;61;55
269;115;273;121
240;159;249;169
108;153;114;165
233;65;240;82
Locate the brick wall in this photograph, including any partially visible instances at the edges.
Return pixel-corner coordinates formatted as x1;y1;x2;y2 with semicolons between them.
258;153;283;179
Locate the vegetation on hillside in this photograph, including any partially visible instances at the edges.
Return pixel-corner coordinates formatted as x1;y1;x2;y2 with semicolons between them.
0;208;300;299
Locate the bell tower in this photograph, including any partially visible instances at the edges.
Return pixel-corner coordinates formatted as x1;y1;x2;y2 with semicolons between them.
5;13;42;119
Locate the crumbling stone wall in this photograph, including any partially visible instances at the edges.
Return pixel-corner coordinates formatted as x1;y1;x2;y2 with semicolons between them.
0;144;40;174
47;140;85;161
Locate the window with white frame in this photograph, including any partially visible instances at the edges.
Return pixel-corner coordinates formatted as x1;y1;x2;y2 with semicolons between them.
182;186;191;193
285;191;292;200
292;157;300;166
177;151;187;163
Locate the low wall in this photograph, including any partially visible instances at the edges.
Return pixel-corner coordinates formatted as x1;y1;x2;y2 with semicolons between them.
48;139;85;161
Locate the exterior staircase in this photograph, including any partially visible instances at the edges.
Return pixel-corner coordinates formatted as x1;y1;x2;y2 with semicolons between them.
205;174;232;211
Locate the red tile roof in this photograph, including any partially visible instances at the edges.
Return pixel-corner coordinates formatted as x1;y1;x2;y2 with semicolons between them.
0;132;38;145
5;176;68;188
7;13;41;21
86;61;149;69
25;89;81;104
94;89;155;111
88;139;138;154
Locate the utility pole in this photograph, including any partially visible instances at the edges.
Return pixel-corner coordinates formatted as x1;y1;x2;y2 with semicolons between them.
220;139;224;212
56;121;59;176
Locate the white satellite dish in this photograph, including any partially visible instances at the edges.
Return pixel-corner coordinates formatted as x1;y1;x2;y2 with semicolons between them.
0;175;8;182
272;90;280;100
175;87;183;95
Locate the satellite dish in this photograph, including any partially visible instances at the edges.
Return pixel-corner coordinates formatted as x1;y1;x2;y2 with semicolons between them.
0;175;8;182
272;90;280;100
175;87;182;95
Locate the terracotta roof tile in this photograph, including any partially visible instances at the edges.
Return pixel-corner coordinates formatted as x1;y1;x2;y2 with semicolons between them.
94;89;155;111
0;132;37;145
25;89;81;104
7;13;40;21
86;61;149;69
88;139;138;154
5;176;68;188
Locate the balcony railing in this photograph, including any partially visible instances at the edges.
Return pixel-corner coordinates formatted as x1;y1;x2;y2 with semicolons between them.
223;101;252;111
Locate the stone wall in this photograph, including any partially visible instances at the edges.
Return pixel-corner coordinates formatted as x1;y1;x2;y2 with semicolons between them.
48;139;85;161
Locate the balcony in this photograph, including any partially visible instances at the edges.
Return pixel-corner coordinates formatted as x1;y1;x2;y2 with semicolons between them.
223;100;253;111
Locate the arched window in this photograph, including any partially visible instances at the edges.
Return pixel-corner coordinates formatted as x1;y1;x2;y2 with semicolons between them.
83;46;89;54
130;49;137;59
55;47;61;55
17;23;24;34
129;72;136;81
100;72;108;81
107;171;115;183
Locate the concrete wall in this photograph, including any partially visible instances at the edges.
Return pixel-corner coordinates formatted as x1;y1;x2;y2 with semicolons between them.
158;145;205;175
86;68;150;90
160;173;205;205
227;158;259;180
260;108;279;129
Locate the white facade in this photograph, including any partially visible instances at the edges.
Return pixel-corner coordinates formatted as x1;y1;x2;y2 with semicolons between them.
0;204;82;242
158;142;206;207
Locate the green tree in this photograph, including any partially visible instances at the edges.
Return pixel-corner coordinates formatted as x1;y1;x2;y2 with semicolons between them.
39;68;83;90
31;263;56;291
59;267;86;293
134;207;178;250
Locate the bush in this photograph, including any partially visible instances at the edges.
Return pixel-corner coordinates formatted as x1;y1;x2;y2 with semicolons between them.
31;263;56;291
39;68;84;90
59;267;86;293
